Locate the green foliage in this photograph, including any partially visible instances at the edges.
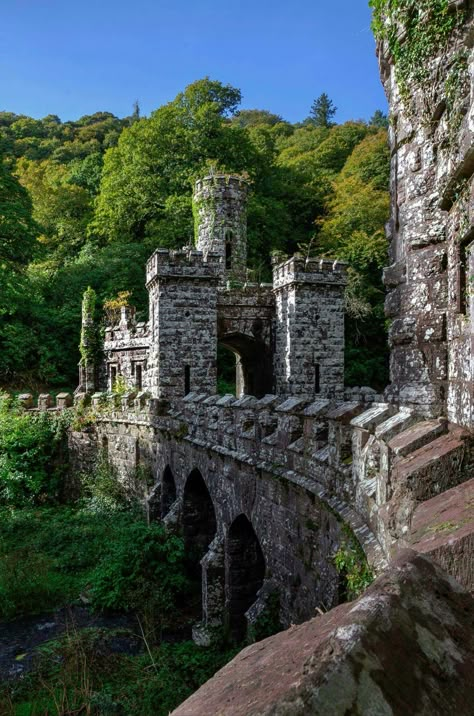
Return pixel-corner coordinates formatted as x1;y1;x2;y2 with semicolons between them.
0;393;70;506
79;286;98;366
89;520;188;636
0;502;236;713
0;79;390;389
111;374;131;395
3;632;238;716
80;454;131;513
0;507;136;617
0;153;38;267
231;109;285;128
247;592;283;643
370;0;465;108
317;130;390;387
0;545;64;620
333;528;374;600
113;641;239;715
307;92;337;127
369;109;389;128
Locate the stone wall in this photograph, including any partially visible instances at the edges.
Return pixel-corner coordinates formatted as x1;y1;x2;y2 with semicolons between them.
67;385;474;641
103;306;150;392
273;256;347;398
217;285;275;397
378;0;474;425
146;248;221;400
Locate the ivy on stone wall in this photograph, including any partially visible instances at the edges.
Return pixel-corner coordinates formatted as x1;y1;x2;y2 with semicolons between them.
370;0;466;106
79;286;97;366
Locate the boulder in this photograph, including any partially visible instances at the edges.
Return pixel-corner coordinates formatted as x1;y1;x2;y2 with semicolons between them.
172;551;474;716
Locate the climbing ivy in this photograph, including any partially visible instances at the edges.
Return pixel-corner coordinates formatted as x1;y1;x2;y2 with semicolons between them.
370;0;466;108
79;286;97;366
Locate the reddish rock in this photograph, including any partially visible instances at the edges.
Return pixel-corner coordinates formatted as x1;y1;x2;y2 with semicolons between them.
172;551;474;716
410;477;474;594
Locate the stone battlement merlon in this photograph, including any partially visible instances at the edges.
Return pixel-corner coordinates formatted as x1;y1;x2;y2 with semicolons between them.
145;247;222;286
194;173;250;194
272;255;348;290
104;321;149;340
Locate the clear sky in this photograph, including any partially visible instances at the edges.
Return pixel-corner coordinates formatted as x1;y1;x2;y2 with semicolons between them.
0;0;387;124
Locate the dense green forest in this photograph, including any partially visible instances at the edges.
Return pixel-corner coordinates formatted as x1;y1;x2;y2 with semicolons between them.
0;78;390;390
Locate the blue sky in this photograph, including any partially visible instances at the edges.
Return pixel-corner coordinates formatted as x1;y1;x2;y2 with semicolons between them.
1;0;387;123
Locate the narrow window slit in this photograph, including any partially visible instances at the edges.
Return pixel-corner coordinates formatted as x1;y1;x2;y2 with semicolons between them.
184;365;191;395
314;364;320;394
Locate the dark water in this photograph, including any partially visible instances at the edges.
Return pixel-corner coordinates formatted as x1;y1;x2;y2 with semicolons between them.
0;605;143;681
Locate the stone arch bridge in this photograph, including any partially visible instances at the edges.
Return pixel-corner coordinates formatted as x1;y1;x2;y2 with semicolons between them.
66;385;472;641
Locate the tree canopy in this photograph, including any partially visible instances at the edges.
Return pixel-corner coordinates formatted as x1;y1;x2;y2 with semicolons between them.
307;93;337;128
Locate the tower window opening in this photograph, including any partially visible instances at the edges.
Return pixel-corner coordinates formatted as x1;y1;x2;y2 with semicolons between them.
314;364;320;394
225;230;233;270
110;365;117;389
136;363;143;390
184;365;191;395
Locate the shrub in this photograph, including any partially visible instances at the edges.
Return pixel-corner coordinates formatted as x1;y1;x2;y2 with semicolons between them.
89;521;189;639
333;530;374;600
0;393;70;506
0;544;64;619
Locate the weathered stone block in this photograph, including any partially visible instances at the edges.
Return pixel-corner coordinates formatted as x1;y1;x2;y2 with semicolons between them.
172;552;474;716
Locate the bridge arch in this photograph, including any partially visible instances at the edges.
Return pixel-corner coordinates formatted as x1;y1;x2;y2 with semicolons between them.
218;332;273;398
161;465;177;518
226;513;265;641
182;469;217;571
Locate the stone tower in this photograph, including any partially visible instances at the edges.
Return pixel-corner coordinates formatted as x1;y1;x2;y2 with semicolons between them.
376;1;474;426
146;248;220;401
272;256;347;398
193;174;249;283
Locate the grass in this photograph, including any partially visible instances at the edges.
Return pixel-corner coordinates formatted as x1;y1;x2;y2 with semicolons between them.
0;506;143;619
0;506;239;715
1;628;238;716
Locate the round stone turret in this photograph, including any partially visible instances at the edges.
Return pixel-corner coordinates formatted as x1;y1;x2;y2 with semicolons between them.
193;174;249;283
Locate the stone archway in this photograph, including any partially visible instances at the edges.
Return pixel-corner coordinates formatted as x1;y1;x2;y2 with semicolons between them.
161;465;177;518
182;469;217;574
219;333;273;398
182;469;218;624
226;514;265;642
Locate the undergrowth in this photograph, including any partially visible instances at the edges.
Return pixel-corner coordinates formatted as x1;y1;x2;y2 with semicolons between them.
1;625;238;715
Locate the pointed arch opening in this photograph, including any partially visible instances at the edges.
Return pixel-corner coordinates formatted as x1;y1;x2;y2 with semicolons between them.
182;469;217;621
226;514;265;642
218;333;273;398
161;466;176;518
182;469;217;574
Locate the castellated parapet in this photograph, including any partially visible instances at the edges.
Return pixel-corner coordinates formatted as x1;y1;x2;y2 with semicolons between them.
193;174;249;283
66;157;474;648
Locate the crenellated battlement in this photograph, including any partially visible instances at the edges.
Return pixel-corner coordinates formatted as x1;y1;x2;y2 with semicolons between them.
194;173;250;195
272;255;347;290
18;392;73;411
104;321;149;348
145;247;222;286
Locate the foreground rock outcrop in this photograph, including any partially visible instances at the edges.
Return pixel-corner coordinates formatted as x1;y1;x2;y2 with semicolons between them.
172;551;474;716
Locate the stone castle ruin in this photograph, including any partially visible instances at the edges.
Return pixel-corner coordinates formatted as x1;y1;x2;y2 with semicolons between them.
21;3;474;706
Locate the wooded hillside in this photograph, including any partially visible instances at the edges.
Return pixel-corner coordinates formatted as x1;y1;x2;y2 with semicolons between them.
0;79;390;389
